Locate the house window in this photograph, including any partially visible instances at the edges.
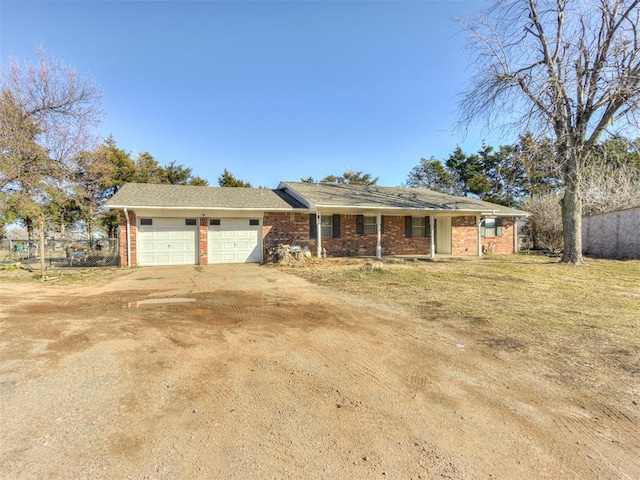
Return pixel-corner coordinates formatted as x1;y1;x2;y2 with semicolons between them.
404;216;429;238
140;218;152;226
482;218;503;237
357;215;384;235
185;219;197;226
412;217;426;237
320;216;333;238
310;214;341;239
249;219;259;226
363;216;377;234
210;219;221;226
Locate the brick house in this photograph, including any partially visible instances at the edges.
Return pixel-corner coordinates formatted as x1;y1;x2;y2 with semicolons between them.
106;181;527;266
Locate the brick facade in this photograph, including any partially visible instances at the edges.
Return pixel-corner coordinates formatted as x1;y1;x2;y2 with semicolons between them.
117;211;517;266
118;210;137;267
199;217;208;265
262;213;432;257
451;216;478;256
481;216;515;255
449;215;516;256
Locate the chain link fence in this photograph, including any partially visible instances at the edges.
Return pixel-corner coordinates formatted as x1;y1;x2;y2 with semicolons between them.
0;238;120;269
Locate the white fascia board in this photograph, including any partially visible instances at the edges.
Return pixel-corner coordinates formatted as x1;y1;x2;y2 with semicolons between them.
311;204;499;214
106;205;301;212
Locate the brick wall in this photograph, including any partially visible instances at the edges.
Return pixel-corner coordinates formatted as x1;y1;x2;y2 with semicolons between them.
482;217;515;254
262;213;432;257
118;210;137;267
199;217;208;265
262;212;312;253
450;216;516;255
451;216;478;255
117;211;516;265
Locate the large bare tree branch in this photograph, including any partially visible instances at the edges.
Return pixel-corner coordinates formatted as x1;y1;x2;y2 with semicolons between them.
457;0;640;263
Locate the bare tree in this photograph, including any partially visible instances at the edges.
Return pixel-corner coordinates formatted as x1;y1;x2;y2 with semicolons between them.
459;0;640;264
1;47;103;276
522;192;564;252
581;159;640;215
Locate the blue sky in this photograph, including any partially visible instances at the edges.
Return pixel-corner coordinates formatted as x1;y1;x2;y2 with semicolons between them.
1;0;500;188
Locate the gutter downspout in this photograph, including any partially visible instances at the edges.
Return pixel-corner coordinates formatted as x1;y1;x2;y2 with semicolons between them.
477;215;483;257
124;208;131;268
429;216;435;259
376;213;382;259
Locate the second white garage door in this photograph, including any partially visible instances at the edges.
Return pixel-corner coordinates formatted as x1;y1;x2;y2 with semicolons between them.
208;218;261;264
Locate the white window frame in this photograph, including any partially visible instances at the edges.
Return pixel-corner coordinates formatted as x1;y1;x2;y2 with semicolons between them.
320;216;332;238
412;216;426;237
363;216;377;234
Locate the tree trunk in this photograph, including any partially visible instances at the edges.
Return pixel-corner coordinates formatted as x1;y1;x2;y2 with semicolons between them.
26;216;34;243
560;182;584;264
39;213;46;281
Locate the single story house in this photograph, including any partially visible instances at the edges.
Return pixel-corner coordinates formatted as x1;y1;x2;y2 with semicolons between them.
105;181;528;267
582;205;640;259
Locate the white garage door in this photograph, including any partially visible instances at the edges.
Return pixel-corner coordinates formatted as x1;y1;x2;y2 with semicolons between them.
208;218;261;264
138;218;198;266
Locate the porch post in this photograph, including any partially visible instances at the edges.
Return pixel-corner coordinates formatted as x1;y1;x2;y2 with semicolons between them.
316;212;322;258
429;216;435;259
376;213;382;259
513;218;518;253
477;215;483;257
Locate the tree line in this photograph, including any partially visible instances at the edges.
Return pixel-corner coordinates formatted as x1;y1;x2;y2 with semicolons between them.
5;0;640;269
1;46;638;255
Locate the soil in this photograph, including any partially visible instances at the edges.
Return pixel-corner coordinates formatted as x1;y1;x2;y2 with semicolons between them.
0;264;638;479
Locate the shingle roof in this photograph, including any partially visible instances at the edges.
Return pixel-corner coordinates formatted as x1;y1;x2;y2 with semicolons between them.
278;181;527;216
105;183;305;210
106;181;528;216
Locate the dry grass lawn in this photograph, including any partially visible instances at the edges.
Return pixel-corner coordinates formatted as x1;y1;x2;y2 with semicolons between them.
280;254;640;399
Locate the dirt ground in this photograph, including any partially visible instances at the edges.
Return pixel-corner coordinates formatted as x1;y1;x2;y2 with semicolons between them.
0;264;638;479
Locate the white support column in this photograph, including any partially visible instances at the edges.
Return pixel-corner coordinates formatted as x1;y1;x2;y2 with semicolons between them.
513;217;518;253
477;215;483;257
316;212;322;258
429;216;435;259
376;213;382;259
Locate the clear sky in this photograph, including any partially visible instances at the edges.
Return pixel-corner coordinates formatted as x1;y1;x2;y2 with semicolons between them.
1;0;500;188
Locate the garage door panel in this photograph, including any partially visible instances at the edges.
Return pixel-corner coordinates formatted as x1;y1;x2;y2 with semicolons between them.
138;220;197;266
208;218;261;264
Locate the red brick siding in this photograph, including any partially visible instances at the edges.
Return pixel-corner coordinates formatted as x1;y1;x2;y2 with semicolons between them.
482;217;515;254
372;215;431;257
451;216;478;256
450;216;517;256
118;210;137;267
199;217;208;265
117;210;516;265
262;213;312;253
262;213;432;257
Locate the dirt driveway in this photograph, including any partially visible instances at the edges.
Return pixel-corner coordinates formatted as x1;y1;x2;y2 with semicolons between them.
1;265;638;479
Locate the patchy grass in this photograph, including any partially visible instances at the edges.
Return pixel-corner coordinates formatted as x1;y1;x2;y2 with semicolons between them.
284;254;639;336
282;255;640;360
0;266;119;284
280;254;640;393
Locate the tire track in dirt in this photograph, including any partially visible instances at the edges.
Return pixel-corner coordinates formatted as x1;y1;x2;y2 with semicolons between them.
551;397;640;475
